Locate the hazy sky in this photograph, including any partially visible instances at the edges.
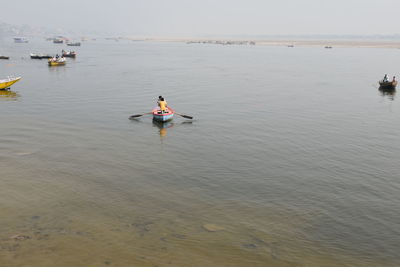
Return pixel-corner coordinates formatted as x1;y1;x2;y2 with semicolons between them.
1;0;400;36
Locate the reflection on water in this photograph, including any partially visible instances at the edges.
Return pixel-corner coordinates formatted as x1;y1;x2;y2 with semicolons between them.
130;118;193;140
152;119;174;139
379;87;396;100
153;119;194;139
48;64;67;72
0;89;19;100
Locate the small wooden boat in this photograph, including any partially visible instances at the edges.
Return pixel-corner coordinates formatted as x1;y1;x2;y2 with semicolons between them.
48;57;66;66
0;76;21;90
0;55;10;60
62;51;76;58
53;38;63;44
379;80;397;89
14;37;28;43
30;53;52;59
152;107;174;122
67;42;81;46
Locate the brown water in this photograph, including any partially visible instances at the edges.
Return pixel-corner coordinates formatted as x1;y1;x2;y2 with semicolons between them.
0;39;399;266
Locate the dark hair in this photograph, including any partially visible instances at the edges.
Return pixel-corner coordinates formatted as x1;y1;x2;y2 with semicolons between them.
158;95;162;99
160;97;164;101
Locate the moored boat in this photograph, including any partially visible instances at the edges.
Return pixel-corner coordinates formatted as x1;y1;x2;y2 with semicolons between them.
67;42;81;46
0;76;22;90
0;55;10;60
13;37;28;43
48;57;66;66
152;107;174;122
379;80;397;89
30;53;52;59
62;50;76;58
53;38;63;44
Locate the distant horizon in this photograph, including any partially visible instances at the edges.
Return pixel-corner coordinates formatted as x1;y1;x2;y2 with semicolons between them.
5;20;400;41
1;0;400;37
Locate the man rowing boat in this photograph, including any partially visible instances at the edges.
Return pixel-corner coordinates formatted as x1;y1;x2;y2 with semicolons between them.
157;96;168;113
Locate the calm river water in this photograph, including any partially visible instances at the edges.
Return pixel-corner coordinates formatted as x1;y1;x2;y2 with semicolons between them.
0;39;399;266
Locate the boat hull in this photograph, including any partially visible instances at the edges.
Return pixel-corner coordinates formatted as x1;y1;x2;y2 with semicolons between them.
48;61;66;66
379;81;397;89
62;52;76;58
14;38;28;43
31;54;52;59
0;56;9;60
0;77;21;90
152;108;174;122
48;58;66;66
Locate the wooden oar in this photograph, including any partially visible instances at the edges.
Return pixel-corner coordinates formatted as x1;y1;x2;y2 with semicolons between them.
129;112;152;119
175;112;193;120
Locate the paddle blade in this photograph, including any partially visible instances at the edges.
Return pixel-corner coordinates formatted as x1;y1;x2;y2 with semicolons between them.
129;114;144;119
129;112;152;120
177;114;193;119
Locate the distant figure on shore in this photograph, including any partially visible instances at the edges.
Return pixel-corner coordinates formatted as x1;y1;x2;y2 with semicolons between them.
383;74;388;82
158;97;168;113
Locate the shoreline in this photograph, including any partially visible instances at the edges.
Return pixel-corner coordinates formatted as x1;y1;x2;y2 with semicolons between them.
126;37;400;49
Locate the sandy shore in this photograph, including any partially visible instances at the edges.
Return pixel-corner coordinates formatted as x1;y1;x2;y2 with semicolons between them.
127;37;400;49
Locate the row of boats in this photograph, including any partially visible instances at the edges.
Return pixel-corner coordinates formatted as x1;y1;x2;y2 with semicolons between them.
1;51;76;60
30;50;76;59
14;37;81;46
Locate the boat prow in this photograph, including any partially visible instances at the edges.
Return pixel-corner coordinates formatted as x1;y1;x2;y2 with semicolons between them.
0;76;22;90
152;107;174;122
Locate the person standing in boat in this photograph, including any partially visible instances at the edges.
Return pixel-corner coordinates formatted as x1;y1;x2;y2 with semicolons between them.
392;76;396;82
383;74;388;82
158;97;168;113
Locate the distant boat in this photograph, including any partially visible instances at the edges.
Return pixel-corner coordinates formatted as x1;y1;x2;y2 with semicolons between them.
0;76;22;90
379;80;397;89
13;37;28;43
48;57;66;66
53;38;63;44
0;55;10;60
62;51;76;58
67;42;81;46
288;45;294;48
30;53;52;59
152;107;174;122
325;46;333;49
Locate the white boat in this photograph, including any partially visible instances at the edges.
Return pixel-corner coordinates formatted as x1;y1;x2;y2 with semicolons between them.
0;76;22;90
13;37;29;43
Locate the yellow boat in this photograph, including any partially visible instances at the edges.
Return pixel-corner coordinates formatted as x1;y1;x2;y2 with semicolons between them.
0;76;22;90
48;57;66;66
